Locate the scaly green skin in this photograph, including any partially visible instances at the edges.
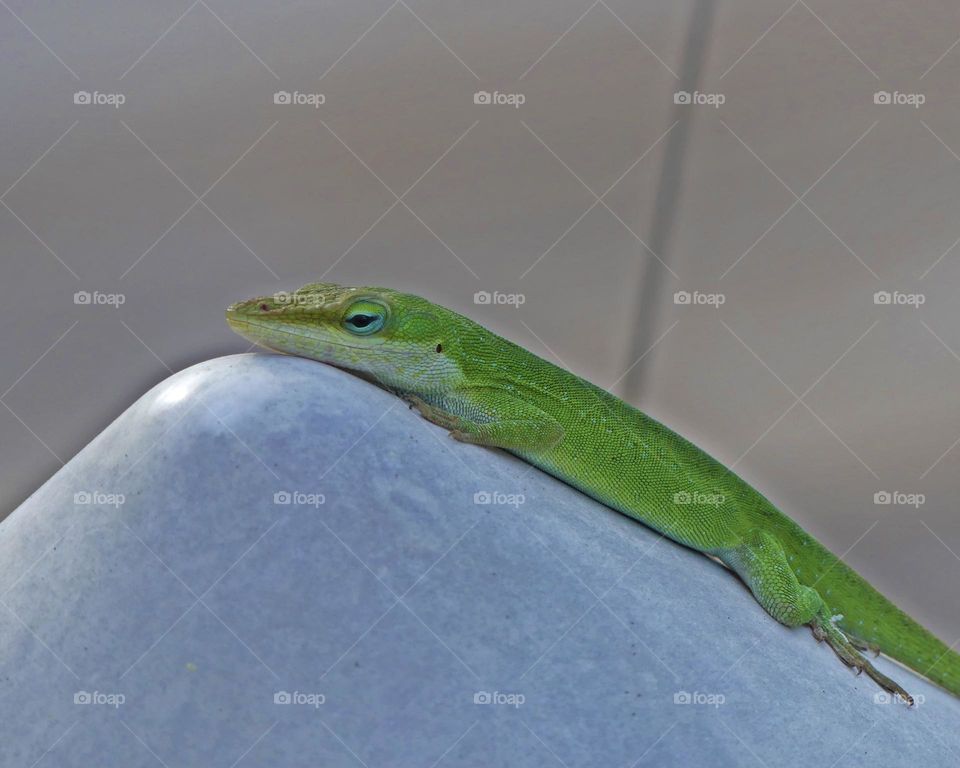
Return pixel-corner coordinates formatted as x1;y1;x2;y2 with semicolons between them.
227;282;960;705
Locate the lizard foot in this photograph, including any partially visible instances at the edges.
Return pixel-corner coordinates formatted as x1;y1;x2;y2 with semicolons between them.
847;635;881;657
811;613;913;705
401;395;464;431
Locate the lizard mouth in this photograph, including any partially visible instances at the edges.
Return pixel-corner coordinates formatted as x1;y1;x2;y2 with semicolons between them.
225;315;373;353
225;313;409;390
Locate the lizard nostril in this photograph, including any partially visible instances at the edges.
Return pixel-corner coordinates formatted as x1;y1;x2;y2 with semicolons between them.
259;303;269;312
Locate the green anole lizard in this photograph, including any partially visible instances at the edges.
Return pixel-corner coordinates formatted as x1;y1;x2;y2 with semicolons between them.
227;281;959;705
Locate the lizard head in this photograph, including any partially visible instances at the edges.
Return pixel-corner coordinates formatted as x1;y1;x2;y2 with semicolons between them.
226;282;462;390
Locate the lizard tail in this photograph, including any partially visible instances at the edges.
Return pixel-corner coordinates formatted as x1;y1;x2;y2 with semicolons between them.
809;549;960;698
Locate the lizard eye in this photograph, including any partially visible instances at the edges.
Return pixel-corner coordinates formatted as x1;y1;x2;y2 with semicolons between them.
342;301;386;335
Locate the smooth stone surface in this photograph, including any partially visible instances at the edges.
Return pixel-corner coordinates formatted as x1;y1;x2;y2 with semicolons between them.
1;353;958;767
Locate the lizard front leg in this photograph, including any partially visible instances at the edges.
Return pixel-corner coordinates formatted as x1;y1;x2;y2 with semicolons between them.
402;394;464;431
403;389;564;454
